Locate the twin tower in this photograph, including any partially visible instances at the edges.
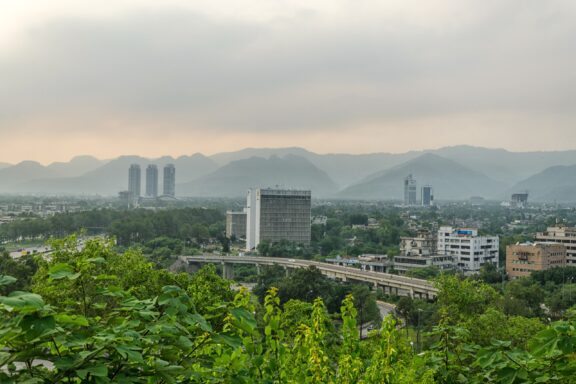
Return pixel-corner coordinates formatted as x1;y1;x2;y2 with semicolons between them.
128;163;175;198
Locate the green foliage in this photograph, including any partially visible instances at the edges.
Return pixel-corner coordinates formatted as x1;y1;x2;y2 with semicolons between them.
0;251;38;294
3;233;576;383
351;284;381;336
435;274;502;322
0;208;224;248
257;239;312;258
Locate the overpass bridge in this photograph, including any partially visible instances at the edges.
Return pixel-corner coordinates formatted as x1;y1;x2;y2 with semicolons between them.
178;255;438;299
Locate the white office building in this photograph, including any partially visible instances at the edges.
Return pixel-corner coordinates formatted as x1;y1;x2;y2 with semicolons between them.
246;188;311;251
437;226;499;275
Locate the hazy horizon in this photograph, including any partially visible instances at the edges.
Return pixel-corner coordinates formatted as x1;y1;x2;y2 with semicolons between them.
2;1;576;164
4;144;576;167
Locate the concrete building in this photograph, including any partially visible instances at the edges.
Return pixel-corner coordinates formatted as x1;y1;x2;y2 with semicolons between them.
246;188;311;251
128;164;141;200
511;193;529;208
400;230;437;257
421;185;433;206
394;230;452;274
226;210;247;240
118;191;132;206
163;164;176;197
404;174;417;205
146;164;159;198
437;226;499;275
506;242;566;279
536;225;576;265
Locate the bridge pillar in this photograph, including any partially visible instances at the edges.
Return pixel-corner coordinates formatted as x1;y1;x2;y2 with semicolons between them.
255;264;261;275
222;262;234;280
409;288;414;298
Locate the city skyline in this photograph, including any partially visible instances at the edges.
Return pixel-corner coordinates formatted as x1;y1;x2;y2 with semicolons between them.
1;1;576;163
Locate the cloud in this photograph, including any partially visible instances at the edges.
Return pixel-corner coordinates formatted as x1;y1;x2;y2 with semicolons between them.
1;0;576;161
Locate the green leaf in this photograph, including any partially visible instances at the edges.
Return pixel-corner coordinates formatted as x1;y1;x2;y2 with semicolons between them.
213;333;242;349
189;313;212;332
0;291;44;310
530;328;559;357
49;263;81;280
0;275;17;286
55;314;89;327
77;364;108;379
497;367;518;384
230;307;257;334
115;345;145;364
20;314;56;340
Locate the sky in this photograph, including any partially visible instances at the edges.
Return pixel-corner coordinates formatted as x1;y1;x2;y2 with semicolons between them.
1;0;576;164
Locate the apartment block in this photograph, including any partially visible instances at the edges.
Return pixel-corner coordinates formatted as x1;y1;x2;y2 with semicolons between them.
507;243;566;279
535;225;576;265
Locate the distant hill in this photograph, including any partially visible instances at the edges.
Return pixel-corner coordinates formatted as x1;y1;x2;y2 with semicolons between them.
210;147;418;187
179;155;338;198
47;156;108;178
338;153;505;200
0;162;11;170
210;146;576;188
434;146;576;184
510;165;576;203
0;161;59;191
10;154;217;195
3;146;576;199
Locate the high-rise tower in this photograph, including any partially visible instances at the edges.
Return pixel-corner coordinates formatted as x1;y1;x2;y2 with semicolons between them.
146;164;158;198
404;174;417;205
128;164;141;199
421;185;433;206
163;164;176;197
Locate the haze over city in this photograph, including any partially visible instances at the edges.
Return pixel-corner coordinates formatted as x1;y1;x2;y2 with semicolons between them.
2;0;576;163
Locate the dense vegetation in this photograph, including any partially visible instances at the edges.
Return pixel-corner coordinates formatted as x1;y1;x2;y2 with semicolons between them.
0;208;224;246
2;237;576;383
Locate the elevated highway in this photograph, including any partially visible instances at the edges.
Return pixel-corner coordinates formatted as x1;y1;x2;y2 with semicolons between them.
178;255;438;299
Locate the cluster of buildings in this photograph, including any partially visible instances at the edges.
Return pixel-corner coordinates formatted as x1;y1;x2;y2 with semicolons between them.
221;184;572;281
120;164;176;206
394;224;576;279
394;226;499;275
0;202;85;221
226;188;312;251
505;225;576;279
403;175;433;206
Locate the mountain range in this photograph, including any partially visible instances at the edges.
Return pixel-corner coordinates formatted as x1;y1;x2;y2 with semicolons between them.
338;154;505;200
0;145;575;202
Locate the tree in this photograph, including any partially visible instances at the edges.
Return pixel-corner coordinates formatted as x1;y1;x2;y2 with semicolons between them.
351;284;381;338
0;252;37;294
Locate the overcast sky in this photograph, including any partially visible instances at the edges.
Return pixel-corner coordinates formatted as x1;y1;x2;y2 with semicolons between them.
1;0;576;164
